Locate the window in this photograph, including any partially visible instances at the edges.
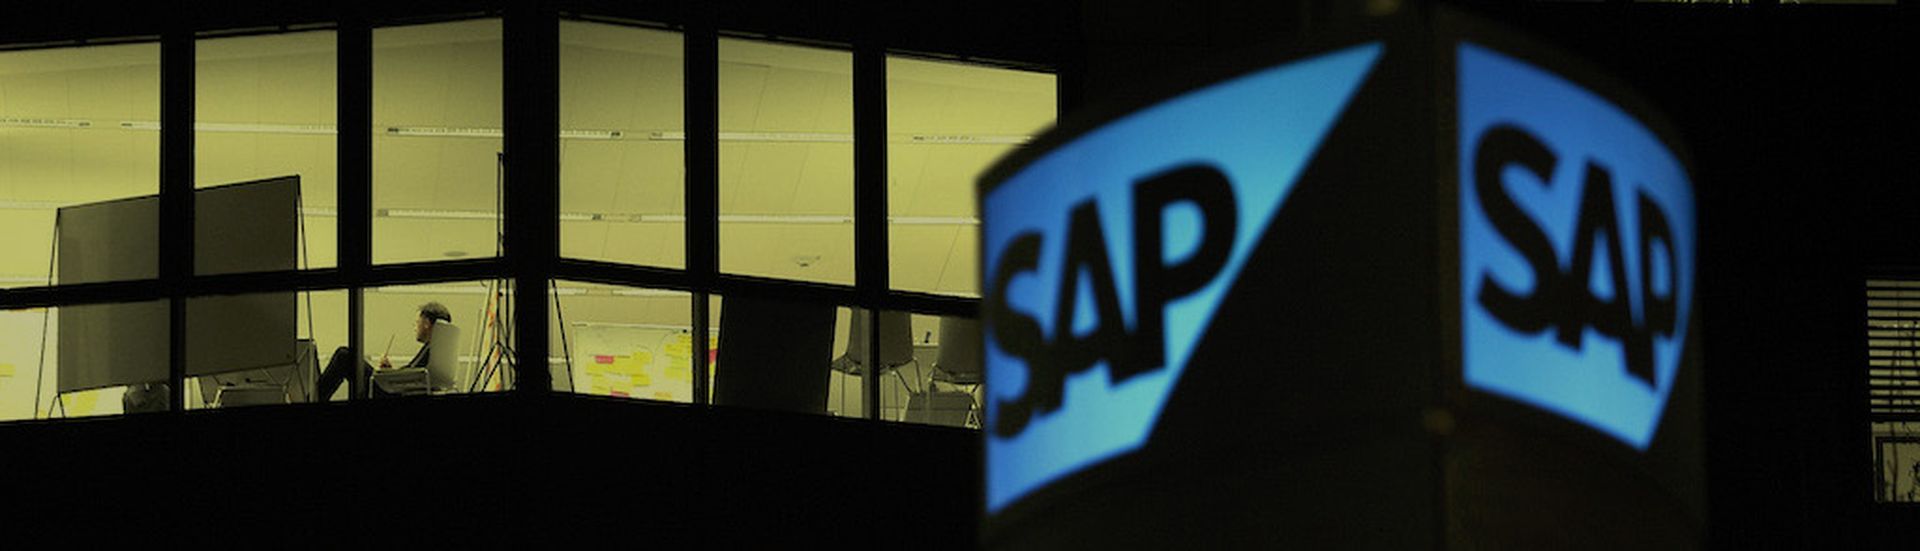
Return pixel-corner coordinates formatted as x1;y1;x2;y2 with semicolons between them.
196;30;337;272
709;293;859;416
0;41;161;287
366;280;515;394
373;18;504;265
886;56;1054;297
550;281;703;403
718;38;854;285
185;290;345;408
869;310;981;427
559;20;685;268
1868;278;1920;502
0;300;169;420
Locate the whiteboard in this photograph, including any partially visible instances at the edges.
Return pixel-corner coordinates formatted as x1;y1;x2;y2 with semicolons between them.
567;323;715;403
55;177;299;392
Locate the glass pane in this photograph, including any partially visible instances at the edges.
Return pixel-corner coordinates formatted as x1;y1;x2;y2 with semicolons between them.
184;289;344;409
373;19;503;264
196;30;337;273
886;57;1054;297
560;21;684;268
362;280;512;396
550;281;700;403
718;39;853;285
0;42;161;287
0;300;169;420
1874;421;1920;503
708;293;856;416
873;311;982;427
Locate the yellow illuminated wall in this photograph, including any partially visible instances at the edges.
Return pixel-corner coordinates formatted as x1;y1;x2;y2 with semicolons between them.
887;57;1055;297
718;38;855;284
196;30;338;269
0;41;160;287
560;21;685;268
373;18;504;264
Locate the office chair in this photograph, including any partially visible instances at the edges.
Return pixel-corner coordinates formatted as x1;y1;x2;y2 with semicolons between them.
907;318;984;428
830;307;915;376
372;323;464;396
829;308;915;419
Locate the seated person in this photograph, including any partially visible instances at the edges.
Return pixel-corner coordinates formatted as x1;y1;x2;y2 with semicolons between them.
315;302;450;401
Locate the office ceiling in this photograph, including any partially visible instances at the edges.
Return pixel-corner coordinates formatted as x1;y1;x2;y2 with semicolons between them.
0;18;1055;295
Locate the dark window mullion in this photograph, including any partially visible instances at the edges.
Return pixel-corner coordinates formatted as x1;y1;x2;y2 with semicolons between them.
854;44;886;420
160;28;193;412
504;2;558;393
686;4;718;405
339;14;372;400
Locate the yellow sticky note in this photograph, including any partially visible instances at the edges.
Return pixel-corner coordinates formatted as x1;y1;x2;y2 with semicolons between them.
612;353;652;376
0;364;14;377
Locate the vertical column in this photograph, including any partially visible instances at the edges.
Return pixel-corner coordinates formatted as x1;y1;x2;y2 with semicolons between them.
505;1;559;393
853;45;887;420
339;15;373;400
160;28;194;411
685;4;719;405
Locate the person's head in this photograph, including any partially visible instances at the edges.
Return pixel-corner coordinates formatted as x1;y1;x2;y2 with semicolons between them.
416;302;452;343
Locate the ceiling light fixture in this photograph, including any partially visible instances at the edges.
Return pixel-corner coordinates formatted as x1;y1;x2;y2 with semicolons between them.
907;134;1031;145
719;214;852;224
386;126;501;138
0;117;93;129
890;216;980;225
370;284;494;295
385;126;624;140
120;121;337;134
200;122;336;135
381;208;501;220
648;131;853;143
561;129;624;140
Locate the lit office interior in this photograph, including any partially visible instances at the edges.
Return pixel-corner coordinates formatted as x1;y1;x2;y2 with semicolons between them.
0;16;1052;430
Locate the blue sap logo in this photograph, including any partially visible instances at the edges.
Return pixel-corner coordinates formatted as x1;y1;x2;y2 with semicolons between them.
983;43;1382;512
1458;43;1695;451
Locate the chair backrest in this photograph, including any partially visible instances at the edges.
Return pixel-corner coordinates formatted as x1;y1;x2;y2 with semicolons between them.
838;307;915;373
932;317;981;384
427;323;463;391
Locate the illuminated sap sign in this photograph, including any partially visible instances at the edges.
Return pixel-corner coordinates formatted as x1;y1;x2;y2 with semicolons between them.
982;43;1383;512
1458;43;1695;451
